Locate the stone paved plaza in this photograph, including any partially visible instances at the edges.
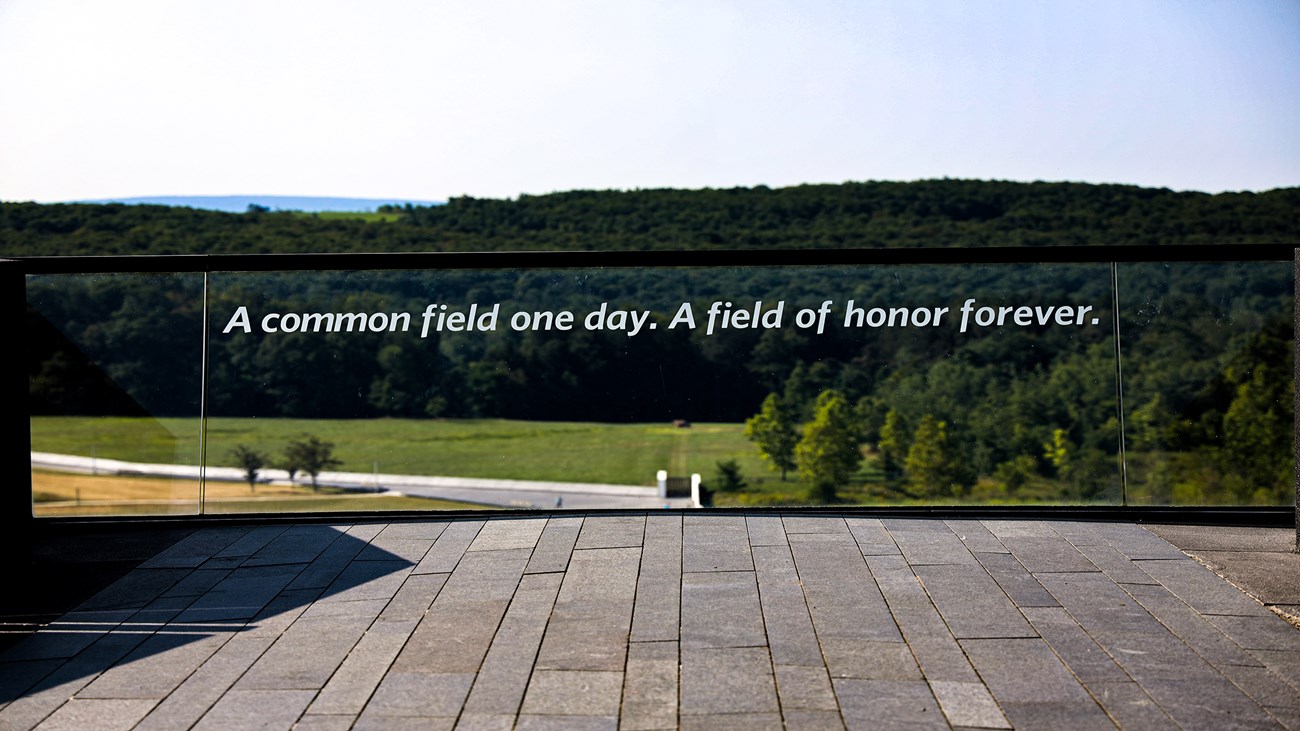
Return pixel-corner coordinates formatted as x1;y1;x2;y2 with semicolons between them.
2;514;1298;730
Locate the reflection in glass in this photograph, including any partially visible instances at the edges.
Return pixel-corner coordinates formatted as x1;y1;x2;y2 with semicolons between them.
1118;262;1294;506
27;274;204;516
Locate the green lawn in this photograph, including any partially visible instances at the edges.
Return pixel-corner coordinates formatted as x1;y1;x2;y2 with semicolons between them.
30;416;772;487
33;416;1178;507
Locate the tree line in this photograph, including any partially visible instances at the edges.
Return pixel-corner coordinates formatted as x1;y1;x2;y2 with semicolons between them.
4;179;1300;256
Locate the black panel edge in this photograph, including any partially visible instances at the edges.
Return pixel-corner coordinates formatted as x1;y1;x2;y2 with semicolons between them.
1;259;35;552
31;506;1295;534
12;243;1298;274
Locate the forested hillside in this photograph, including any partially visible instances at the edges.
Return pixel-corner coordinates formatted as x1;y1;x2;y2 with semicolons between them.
4;179;1299;256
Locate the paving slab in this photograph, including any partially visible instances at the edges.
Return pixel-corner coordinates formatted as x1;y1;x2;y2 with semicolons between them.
679;647;778;716
973;551;1060;607
780;709;846;730
682;515;751;572
865;554;981;683
678;712;782;730
1216;662;1300;716
362;670;474;718
285;524;383;591
1075;543;1162;585
1090;523;1188;561
31;697;157;731
680;570;765;649
574;514;645;550
535;546;641;672
630;514;683;642
773;664;839;711
1086;681;1179;730
845;517;901;556
928;680;1011;729
745;515;788;547
821;639;920;680
752;544;824;667
962;638;1115;729
293;715;357;731
1140;676;1280;731
620;641;678;731
515;715;616;731
462;573;563;716
412;520;485;574
912;563;1035;639
308;619;418;715
243;525;343;567
468;517;547;552
943;519;1009;554
1021;607;1129;684
520;670;624;716
782;515;849;534
833;678;948;730
524;516;583;574
884;520;977;565
138;527;251;569
191;688;316;731
792;540;900;643
999;534;1098;574
1120;581;1264;669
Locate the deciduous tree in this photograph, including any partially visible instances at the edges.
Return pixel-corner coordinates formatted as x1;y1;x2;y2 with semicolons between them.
285;435;342;491
229;444;266;493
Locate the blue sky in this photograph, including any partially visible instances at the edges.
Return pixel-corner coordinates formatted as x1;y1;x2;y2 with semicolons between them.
1;0;1296;202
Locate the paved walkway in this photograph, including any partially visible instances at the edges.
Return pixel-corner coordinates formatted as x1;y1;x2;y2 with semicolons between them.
2;514;1298;730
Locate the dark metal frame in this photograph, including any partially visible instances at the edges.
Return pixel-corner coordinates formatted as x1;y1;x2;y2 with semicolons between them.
10;243;1296;274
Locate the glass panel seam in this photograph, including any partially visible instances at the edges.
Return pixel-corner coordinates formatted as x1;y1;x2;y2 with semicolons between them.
1111;261;1128;507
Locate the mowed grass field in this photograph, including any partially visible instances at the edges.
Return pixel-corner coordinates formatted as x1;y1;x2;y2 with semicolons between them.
32;470;478;516
30;416;772;488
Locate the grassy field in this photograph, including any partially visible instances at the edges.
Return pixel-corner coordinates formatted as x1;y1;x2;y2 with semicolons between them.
30;416;1141;510
29;416;797;514
30;416;772;487
32;470;484;516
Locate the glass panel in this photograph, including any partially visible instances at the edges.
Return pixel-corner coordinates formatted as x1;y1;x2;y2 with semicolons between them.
204;263;1120;511
1117;261;1294;506
27;273;205;516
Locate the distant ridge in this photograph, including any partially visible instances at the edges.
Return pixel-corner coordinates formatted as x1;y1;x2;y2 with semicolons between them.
72;195;441;213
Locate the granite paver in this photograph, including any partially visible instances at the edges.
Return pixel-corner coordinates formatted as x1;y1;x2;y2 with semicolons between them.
4;515;1298;730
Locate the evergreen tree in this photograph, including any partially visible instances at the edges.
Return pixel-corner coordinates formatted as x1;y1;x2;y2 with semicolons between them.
795;390;862;502
905;414;962;497
744;393;799;481
877;408;910;476
713;460;748;493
